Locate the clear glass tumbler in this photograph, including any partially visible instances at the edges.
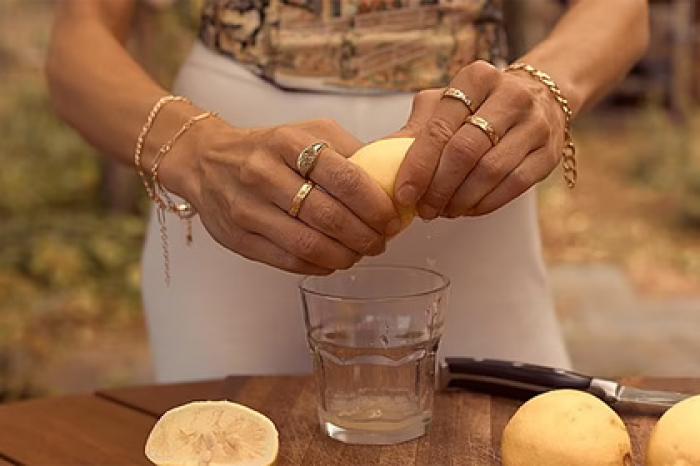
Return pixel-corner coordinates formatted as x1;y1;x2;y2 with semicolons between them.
300;265;450;445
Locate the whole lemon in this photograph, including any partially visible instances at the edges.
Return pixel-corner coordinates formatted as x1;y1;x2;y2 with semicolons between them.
501;389;632;466
349;138;415;233
646;394;700;466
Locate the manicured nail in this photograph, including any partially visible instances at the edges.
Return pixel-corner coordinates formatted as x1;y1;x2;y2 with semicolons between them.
396;184;418;208
418;204;439;220
385;218;402;237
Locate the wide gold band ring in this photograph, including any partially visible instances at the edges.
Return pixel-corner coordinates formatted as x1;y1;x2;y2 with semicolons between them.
465;115;500;147
296;142;328;179
289;181;314;218
442;87;475;114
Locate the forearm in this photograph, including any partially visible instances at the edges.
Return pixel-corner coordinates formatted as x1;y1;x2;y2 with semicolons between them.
517;0;649;116
46;1;205;193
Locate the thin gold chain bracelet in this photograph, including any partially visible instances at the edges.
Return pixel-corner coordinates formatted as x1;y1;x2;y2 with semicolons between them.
150;111;216;286
150;111;216;217
153;113;215;218
134;95;215;285
505;62;577;188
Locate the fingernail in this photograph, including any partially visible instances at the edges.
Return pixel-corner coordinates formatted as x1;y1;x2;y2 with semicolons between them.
396;184;418;208
418;204;439;220
385;218;402;237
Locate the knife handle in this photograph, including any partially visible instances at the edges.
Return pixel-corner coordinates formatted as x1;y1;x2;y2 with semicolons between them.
443;357;592;400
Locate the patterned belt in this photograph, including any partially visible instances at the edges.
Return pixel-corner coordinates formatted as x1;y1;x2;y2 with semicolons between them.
199;0;506;93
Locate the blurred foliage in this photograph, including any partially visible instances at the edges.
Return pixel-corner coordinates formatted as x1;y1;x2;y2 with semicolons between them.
0;1;197;400
606;105;700;228
622;106;691;191
0;82;102;215
136;0;202;87
539;108;700;296
0;81;148;400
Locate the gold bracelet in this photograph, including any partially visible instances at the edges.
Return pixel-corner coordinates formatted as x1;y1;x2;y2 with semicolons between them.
151;111;215;218
134;95;191;201
133;95;215;285
150;111;216;285
505;62;577;188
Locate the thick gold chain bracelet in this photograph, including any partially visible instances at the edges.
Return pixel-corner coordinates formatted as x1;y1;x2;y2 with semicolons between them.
506;62;577;188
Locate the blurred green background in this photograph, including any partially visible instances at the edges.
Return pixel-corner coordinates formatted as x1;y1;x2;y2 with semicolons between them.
0;0;199;400
1;0;699;401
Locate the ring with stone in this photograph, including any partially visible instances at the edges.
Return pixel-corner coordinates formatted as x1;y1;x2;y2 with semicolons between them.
296;142;328;179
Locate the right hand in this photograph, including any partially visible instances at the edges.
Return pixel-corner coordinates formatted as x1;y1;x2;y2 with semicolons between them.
162;117;401;275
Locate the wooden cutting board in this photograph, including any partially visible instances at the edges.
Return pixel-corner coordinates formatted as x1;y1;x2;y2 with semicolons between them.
94;376;700;466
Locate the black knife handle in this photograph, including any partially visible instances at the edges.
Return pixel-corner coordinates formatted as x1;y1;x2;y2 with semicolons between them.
444;357;593;400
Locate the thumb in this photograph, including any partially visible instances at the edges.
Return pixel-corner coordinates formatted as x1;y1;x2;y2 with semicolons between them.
389;88;443;138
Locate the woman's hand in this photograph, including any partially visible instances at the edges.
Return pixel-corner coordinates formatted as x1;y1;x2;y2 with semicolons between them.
394;60;566;219
162;118;400;275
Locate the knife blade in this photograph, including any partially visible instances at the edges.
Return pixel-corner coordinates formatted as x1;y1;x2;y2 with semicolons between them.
440;357;692;414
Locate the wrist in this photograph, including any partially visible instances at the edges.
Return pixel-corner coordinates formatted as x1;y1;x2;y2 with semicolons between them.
506;59;579;188
516;48;585;117
155;115;226;206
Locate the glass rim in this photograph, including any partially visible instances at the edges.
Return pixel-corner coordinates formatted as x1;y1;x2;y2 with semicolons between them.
299;264;450;302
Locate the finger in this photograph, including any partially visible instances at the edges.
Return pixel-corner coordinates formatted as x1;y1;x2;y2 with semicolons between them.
297;188;386;257
235;153;363;268
293;118;364;157
274;128;399;236
394;60;500;209
441;119;547;218
389;88;443;138
417;74;543;220
200;209;332;275
469;147;553;216
265;166;386;256
230;188;361;270
235;231;333;275
263;205;361;271
325;133;363;159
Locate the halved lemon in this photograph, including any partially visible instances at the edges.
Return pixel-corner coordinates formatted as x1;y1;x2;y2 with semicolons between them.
145;400;278;466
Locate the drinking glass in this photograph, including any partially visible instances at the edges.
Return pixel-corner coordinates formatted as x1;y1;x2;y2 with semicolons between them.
300;265;450;445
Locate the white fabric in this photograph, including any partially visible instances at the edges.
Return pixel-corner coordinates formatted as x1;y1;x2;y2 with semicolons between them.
141;42;571;383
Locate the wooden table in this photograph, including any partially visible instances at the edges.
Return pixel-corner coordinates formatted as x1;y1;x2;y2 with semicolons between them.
0;376;696;466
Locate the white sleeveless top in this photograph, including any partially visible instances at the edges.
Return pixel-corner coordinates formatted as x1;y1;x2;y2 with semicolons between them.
141;42;570;383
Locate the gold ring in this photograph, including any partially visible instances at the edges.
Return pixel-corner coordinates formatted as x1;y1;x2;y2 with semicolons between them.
289;181;314;218
465;115;500;147
442;87;474;114
296;142;328;178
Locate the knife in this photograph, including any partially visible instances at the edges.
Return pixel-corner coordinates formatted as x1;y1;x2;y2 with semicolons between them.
440;357;693;414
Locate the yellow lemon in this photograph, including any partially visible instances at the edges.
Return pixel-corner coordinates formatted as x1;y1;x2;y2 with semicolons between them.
349;137;416;232
646;394;700;466
501;389;632;466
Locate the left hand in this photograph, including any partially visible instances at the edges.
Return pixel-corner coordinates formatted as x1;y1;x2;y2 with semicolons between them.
393;60;566;219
